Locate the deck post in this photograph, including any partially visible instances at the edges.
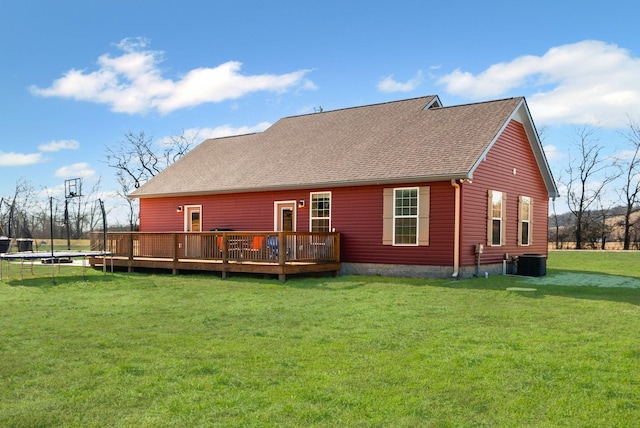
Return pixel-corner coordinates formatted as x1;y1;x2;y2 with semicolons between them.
221;233;228;264
278;231;286;266
127;232;134;273
278;232;286;282
172;233;179;275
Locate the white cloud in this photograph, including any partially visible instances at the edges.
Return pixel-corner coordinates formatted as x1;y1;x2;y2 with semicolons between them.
0;151;44;166
38;139;80;152
188;122;272;140
437;40;640;128
156;122;272;147
377;71;423;93
542;144;564;163
54;162;95;179
30;37;314;115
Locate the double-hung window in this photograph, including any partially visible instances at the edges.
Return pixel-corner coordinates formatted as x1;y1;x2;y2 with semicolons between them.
488;190;505;246
310;192;331;232
383;187;430;246
394;188;419;245
519;196;532;246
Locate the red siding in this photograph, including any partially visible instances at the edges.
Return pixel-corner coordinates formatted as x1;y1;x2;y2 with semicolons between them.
140;182;457;267
140;190;310;232
333;183;455;266
460;120;549;266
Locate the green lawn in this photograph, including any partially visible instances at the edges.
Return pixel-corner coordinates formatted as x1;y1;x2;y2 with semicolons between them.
0;253;639;426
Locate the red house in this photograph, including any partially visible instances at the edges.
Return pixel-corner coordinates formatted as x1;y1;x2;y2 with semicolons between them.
130;95;558;278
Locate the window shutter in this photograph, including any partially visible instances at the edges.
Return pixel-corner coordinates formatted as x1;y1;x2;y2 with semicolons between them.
502;192;507;246
418;186;430;246
517;195;523;246
487;190;493;246
383;188;393;245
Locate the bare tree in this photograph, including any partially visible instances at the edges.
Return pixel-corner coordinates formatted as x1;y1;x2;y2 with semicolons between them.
65;178;104;239
116;172;139;231
105;131;196;190
564;126;619;249
617;117;640;250
105;130;196;229
2;179;37;238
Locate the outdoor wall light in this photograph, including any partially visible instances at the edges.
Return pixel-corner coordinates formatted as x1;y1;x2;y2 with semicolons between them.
298;200;305;208
177;206;183;212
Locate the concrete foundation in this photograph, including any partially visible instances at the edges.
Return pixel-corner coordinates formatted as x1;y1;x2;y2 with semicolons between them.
341;262;510;280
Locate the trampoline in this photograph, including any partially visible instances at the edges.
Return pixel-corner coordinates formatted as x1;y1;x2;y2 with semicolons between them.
0;191;112;283
0;250;112;282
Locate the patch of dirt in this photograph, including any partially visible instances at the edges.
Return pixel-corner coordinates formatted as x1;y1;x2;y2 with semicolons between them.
526;273;640;289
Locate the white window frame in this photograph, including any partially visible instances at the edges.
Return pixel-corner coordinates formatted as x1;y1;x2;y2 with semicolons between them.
310;191;331;232
491;191;503;246
520;196;531;246
393;187;419;246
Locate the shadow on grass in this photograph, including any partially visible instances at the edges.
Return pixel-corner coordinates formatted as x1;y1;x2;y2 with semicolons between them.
2;272;119;288
433;269;640;306
5;264;638;307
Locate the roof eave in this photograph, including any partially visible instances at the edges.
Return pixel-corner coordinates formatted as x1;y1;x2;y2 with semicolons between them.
129;173;472;199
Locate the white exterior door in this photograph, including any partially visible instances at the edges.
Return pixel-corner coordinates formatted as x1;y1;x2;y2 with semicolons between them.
184;205;202;257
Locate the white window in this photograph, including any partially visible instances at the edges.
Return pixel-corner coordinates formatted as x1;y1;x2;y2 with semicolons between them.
488;190;505;246
519;196;532;246
394;188;419;245
310;192;331;232
383;187;429;246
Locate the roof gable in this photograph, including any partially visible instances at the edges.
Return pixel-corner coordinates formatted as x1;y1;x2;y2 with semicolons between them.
131;95;557;198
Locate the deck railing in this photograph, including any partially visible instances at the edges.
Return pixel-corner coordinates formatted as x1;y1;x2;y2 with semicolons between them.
90;231;340;265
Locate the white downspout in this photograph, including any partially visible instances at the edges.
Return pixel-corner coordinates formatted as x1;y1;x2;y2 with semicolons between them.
451;179;461;278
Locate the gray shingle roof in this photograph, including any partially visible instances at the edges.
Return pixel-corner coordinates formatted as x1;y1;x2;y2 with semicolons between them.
131;95;551;198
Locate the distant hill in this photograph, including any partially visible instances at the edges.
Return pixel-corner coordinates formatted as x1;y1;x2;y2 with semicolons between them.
549;206;640;249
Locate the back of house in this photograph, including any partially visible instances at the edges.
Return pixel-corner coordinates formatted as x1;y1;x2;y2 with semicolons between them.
130;95;558;278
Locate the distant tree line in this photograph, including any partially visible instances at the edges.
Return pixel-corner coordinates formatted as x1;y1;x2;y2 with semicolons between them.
550;118;640;250
549;204;640;250
0;178;105;242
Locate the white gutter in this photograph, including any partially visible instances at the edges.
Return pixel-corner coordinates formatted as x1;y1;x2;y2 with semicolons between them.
451;179;461;278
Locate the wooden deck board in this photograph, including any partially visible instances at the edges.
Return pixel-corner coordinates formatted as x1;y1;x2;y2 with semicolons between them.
89;255;341;281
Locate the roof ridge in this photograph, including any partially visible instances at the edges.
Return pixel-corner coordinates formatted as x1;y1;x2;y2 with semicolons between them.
279;95;438;120
430;96;522;110
202;132;260;143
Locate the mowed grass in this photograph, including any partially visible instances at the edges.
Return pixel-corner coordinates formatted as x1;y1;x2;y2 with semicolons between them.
0;253;639;426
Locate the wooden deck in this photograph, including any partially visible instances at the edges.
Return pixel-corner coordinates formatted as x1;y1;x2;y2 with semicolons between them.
89;231;341;281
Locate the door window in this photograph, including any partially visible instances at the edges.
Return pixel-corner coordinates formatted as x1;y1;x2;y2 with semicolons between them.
185;206;202;232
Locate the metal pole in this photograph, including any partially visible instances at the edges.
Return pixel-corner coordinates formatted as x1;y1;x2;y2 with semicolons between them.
50;197;56;285
99;199;107;274
65;199;71;250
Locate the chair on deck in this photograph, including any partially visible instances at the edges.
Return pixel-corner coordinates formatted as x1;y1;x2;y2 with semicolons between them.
266;235;279;260
243;235;265;260
217;236;223;250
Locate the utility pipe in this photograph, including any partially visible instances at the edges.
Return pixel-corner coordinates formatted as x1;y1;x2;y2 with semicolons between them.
451;179;461;278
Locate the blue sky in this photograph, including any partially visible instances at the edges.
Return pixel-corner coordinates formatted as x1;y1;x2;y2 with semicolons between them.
1;0;639;223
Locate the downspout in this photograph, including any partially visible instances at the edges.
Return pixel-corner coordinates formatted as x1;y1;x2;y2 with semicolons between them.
451;179;461;278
